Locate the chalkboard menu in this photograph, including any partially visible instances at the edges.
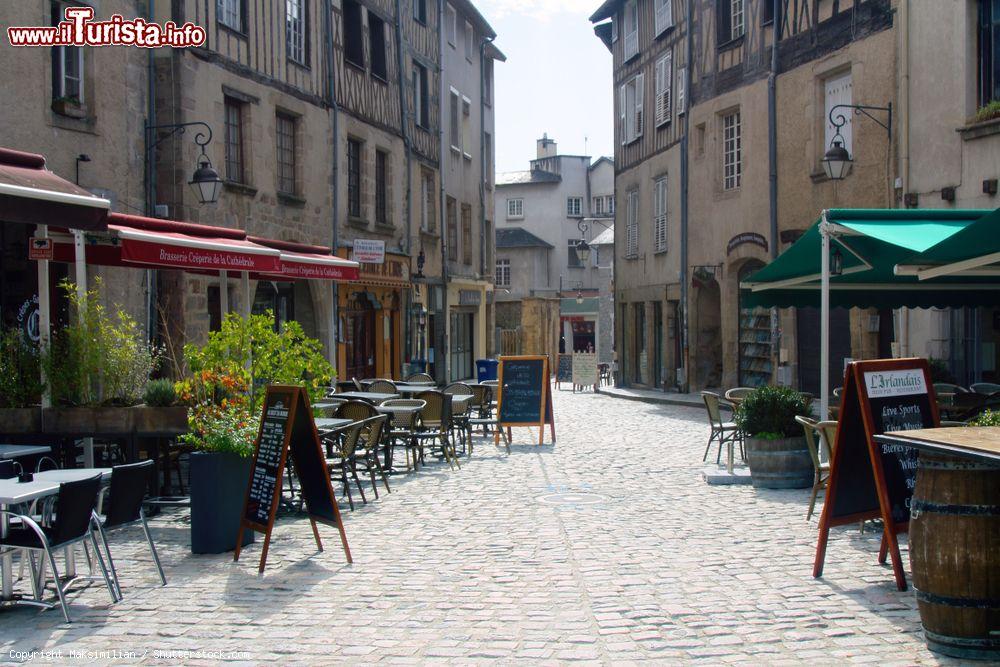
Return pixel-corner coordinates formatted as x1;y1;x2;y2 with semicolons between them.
496;356;555;445
235;385;353;573
556;354;572;385
813;358;938;592
572;353;598;391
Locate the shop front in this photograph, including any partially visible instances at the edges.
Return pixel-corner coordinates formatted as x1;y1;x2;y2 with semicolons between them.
559;297;599;354
337;249;410;381
446;280;489;382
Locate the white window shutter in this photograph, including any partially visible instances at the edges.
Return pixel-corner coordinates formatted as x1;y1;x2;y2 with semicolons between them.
655;0;673;36
677;67;687;115
635;73;644;139
654;59;664;126
619;84;627;145
664;52;672;120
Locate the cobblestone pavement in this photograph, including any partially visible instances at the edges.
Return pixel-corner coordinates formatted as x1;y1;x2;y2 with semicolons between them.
1;389;955;664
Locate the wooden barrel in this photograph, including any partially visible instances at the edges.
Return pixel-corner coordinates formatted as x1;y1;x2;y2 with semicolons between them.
910;453;1000;660
746;436;813;489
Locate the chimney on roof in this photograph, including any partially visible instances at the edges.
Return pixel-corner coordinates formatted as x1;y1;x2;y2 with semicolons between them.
536;133;557;159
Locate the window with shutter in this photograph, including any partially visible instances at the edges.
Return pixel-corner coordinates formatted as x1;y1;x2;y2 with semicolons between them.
655;52;672;127
654;176;668;253
981;0;1000;105
677;66;687;115
655;0;673;36
619;84;628;145
624;0;639;61
715;0;731;47
824;72;853;157
634;73;644;139
626;189;639;259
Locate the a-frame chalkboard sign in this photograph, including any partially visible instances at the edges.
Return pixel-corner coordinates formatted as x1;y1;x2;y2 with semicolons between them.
813;358;939;591
496;355;556;445
235;384;352;573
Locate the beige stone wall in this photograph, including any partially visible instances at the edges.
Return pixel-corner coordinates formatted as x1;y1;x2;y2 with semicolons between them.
0;0;149;326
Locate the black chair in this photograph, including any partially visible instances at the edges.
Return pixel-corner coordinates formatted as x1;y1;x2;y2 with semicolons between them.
0;474;116;622
92;460;166;599
413;390;460;470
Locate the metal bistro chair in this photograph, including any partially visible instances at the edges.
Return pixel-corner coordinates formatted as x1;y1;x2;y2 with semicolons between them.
796;416;833;521
93;460;166;599
701;391;742;464
367;379;398;395
444;382;474;456
354;415;391;498
0;474;116;622
971;382;1000;395
414;390;461;470
322;420;367;511
406;372;434;384
382;399;426;471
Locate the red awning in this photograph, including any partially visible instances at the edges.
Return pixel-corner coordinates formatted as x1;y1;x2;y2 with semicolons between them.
0;147;110;231
248;236;360;281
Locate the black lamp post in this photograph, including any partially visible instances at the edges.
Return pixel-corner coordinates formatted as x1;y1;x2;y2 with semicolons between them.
822;103;892;182
146;121;222;205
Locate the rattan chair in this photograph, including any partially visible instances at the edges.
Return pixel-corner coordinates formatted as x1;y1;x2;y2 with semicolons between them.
336;400;378;423
405;372;434;384
382;399;426;471
354;415;390;497
724;387;754;406
467;384;510;453
701;391;742;464
444;382;474;456
971;382;1000;395
367;379;397;394
322;420;367;510
796;416;833;520
414;390;460;470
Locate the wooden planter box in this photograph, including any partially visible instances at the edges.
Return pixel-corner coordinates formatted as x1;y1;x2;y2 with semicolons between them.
42;406;132;435
745;435;813;489
130;406;189;436
0;407;42;435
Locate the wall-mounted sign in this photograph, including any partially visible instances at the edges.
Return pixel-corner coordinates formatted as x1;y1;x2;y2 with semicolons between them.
353;239;385;264
458;289;481;306
28;237;53;261
726;232;768;255
343;250;410;287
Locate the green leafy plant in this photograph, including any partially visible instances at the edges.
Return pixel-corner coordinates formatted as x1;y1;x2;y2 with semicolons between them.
183;311;334;412
972;409;1000;427
143;378;176;407
0;328;43;408
43;279;161;406
973;100;1000;124
179;402;258;458
735;385;810;439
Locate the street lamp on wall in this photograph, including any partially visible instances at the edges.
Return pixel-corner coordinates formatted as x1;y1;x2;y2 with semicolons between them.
146;121;222;205
573;217;611;265
822;103;892;182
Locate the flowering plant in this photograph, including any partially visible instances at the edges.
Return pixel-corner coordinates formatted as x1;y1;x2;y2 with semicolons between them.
179;400;259;458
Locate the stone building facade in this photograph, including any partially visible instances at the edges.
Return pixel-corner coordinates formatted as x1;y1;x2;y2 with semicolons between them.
0;0;149;332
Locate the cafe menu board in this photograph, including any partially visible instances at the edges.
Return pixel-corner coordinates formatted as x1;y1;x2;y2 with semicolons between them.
572;353;598;392
813;358;938;591
556;354;572;386
235;385;352;573
496;356;555;445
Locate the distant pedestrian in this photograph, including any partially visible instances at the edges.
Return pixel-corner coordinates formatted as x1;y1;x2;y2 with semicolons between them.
559;334;566;354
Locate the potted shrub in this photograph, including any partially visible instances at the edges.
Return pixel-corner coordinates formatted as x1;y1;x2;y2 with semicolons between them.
0;328;43;434
181;390;257;554
734;386;813;489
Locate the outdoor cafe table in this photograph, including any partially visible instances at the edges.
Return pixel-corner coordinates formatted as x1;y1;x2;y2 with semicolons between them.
0;445;51;460
333;392;399;404
1;467;112;604
314;417;353;432
394;384;440;395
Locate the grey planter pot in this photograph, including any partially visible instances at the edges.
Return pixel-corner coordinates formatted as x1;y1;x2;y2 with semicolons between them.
190;451;255;554
745;435;813;489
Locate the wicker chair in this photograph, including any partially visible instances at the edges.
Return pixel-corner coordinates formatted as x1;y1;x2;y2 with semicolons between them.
321;420;367;510
335;400;377;423
971;382;1000;395
701;391;742;464
354;415;390;497
724;387;754;406
414;390;460;469
405;372;435;384
382;399;426;471
444;382;474;456
796;416;834;520
367;379;398;394
467;384;510;453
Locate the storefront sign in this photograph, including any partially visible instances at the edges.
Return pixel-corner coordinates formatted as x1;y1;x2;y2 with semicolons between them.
353;239;385;264
28;237;53;261
123;238;282;273
726;232;768;255
17;296;40;343
458;290;481;306
345;251;409;286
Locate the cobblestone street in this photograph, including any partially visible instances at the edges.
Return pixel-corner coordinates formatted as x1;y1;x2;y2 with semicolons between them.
1;389;952;664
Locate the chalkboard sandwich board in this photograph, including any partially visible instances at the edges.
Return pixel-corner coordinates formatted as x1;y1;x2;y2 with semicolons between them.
813;358;938;591
556;354;572;387
235;385;352;573
496;355;556;445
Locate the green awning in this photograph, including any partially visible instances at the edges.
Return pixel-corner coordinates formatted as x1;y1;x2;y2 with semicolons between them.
742;208;1000;309
895;207;1000;280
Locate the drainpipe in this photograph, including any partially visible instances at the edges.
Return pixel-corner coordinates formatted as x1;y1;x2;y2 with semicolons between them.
679;0;693;391
479;37;494;280
326;0;341;374
898;0;911;358
394;0;413;376
767;0;779;381
145;0;157;344
438;0;450;381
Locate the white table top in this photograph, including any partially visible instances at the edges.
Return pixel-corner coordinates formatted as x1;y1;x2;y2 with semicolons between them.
0;445;51;460
0;468;111;506
334;392;400;403
376;404;422;415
